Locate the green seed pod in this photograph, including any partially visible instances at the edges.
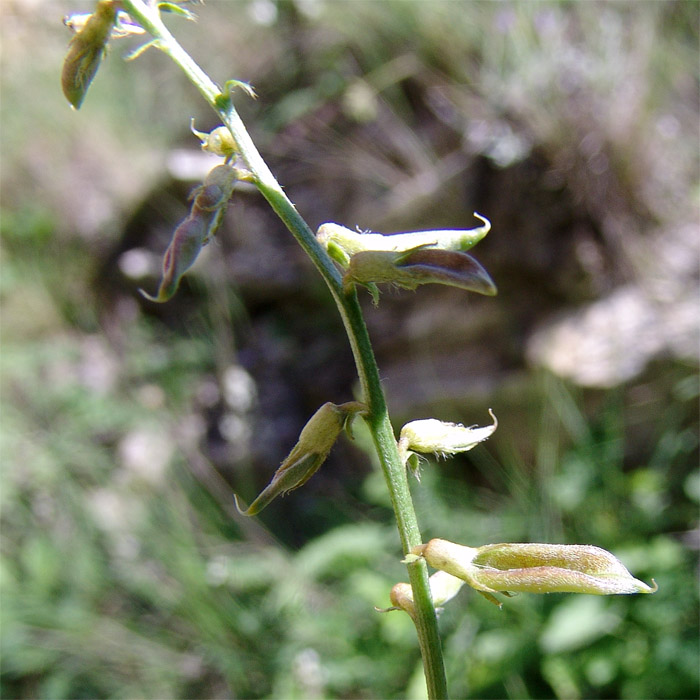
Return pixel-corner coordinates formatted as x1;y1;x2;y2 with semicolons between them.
61;0;118;109
234;401;366;516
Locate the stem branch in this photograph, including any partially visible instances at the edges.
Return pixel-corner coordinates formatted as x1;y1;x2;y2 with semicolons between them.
119;2;448;696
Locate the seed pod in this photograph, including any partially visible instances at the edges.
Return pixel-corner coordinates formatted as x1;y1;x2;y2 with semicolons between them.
234;401;366;516
61;0;118;109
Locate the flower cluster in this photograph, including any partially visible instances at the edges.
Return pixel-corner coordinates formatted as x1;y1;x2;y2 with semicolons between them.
62;6;657;638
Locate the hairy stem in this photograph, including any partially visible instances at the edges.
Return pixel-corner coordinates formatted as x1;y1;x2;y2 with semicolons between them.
120;2;448;696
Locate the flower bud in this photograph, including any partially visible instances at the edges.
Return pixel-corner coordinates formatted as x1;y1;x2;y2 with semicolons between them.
61;0;118;109
317;214;491;267
398;410;497;463
191;122;239;159
234;401;366;516
412;539;657;606
343;246;496;297
387;571;466;620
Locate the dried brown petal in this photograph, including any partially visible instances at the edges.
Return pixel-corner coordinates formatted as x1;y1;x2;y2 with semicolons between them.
140;214;208;302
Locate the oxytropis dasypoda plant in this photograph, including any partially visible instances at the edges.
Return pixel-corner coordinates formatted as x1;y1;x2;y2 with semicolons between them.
61;2;657;697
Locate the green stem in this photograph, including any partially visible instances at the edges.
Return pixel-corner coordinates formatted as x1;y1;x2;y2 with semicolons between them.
119;2;448;697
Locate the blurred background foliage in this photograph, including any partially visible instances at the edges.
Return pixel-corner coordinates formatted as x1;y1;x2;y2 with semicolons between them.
1;0;698;698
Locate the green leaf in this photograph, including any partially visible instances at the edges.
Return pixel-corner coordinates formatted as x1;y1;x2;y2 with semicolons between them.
157;2;197;21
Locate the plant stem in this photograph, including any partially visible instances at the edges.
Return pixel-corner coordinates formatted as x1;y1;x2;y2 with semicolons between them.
120;2;448;696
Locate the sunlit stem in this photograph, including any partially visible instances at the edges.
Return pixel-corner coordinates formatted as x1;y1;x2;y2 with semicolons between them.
119;2;448;697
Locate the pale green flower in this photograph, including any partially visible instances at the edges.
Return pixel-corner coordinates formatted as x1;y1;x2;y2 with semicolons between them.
399;410;497;464
410;539;657;607
317;214;491;267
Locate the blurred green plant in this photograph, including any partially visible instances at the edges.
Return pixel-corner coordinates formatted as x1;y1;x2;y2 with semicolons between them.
33;0;672;697
3;1;697;699
2;329;694;699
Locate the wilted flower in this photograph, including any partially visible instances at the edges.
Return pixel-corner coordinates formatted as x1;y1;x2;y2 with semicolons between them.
234;401;366;516
343;246;496;297
140;164;238;302
317;214;491;267
140;214;208;303
409;539;657;607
